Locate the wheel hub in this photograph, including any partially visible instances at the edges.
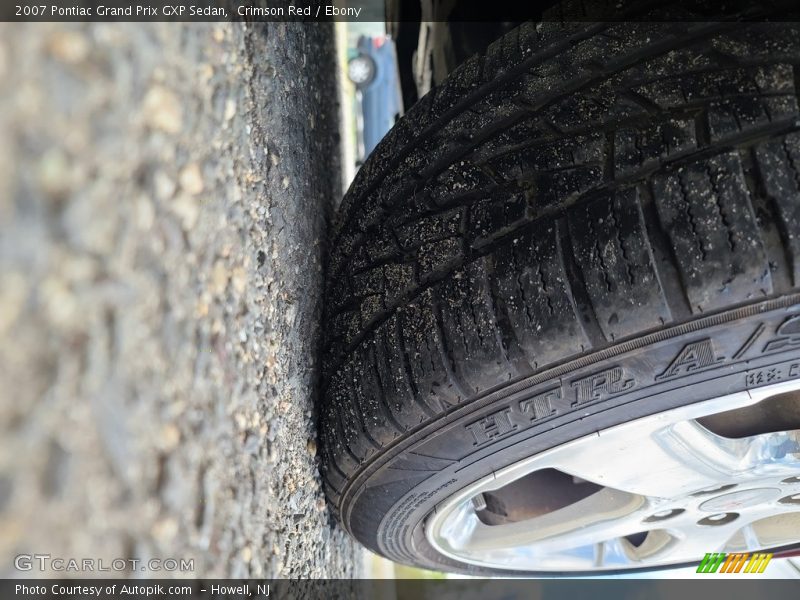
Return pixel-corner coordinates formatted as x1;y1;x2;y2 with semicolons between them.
426;380;800;573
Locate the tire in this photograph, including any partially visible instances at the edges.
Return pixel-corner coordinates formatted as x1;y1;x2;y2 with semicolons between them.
320;12;800;575
347;54;377;88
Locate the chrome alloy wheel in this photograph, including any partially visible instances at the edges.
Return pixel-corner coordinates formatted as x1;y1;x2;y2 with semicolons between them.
426;380;800;573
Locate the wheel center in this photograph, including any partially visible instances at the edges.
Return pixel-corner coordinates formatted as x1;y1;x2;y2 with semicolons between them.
699;487;782;512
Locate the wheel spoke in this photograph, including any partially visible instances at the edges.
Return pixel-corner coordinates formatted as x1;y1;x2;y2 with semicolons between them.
555;420;800;499
462;488;648;553
551;420;730;498
656;512;764;563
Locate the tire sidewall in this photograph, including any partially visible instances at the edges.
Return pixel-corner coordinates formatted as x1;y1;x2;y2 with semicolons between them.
342;299;800;575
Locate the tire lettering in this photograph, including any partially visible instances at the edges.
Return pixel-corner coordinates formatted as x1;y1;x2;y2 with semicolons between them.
656;338;723;380
570;366;634;406
746;367;783;387
760;315;800;353
459;317;799;448
733;323;765;359
465;408;517;446
463;387;562;446
519;387;559;421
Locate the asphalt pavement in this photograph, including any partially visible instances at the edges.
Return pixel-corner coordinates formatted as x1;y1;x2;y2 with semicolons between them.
0;21;359;577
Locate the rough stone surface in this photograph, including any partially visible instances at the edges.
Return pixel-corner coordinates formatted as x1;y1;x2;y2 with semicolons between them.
0;21;358;577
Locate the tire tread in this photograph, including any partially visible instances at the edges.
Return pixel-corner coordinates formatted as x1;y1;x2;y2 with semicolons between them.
321;18;800;519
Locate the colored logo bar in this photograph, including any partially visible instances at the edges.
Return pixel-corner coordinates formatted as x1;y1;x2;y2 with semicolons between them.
696;552;773;573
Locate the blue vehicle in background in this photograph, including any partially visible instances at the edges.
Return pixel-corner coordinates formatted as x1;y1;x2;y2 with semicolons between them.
347;36;403;162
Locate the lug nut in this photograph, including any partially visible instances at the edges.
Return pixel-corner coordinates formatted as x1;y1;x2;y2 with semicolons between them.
698;512;739;526
644;508;685;523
